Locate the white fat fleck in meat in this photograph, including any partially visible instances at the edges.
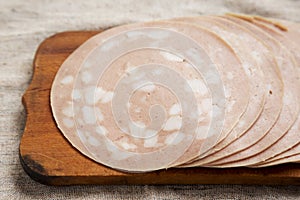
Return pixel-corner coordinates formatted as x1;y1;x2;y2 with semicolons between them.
153;69;162;75
129;71;146;83
237;120;246;129
198;115;207;123
125;62;136;74
126;31;144;38
206;69;221;85
81;71;92;84
169;103;181;115
83;60;93;69
196;126;209;140
144;135;158;148
129;122;145;137
94;87;114;104
171;132;185;145
82;106;96;124
213;47;223;55
105;139;117;153
84;86;95;105
212;105;223;120
94;87;106;102
160;51;184;62
201;98;211;113
197;106;203;116
225;88;231;98
111;150;131;161
139;83;156;92
184;82;194;94
60;75;73;85
95;107;104;121
72;89;81;100
243;63;252;76
100;40;118;51
146;30;170;39
251;51;263;64
63;118;74;128
163;115;182;131
134;121;146;128
88;136;100;146
187;79;208;96
134;107;142;113
190;108;199;120
118;140;137;150
266;83;273;92
104;140;131;160
144;129;157;138
62;105;73;117
283;92;293;105
101;91;114;103
226;72;233;80
165;132;184;145
96;125;107;136
77;130;86;142
186;48;203;65
227;99;236;112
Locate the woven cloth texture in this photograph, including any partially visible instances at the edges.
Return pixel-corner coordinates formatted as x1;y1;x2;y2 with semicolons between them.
1;0;300;199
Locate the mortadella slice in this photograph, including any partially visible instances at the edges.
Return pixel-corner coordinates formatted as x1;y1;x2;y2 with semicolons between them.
51;22;226;172
177;16;283;167
229;15;300;165
172;16;267;164
203;15;299;167
143;21;250;166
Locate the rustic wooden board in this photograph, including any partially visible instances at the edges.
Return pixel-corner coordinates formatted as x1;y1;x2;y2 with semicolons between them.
20;30;300;185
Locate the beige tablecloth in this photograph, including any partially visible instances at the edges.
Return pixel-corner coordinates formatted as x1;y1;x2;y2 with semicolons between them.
1;0;300;199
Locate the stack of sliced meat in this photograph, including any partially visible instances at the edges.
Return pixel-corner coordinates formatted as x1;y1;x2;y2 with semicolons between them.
50;14;300;172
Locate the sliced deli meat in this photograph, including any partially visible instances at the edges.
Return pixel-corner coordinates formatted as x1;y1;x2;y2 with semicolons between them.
143;21;250;166
196;16;284;166
173;17;267;165
253;153;300;168
223;15;300;166
50;14;300;172
176;16;283;167
228;15;300;165
203;16;300;167
52;22;227;172
254;148;300;167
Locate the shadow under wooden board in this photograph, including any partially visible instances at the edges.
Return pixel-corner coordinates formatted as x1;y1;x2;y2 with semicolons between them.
20;30;300;185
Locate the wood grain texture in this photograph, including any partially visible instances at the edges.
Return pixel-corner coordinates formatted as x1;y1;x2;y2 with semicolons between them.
20;31;300;185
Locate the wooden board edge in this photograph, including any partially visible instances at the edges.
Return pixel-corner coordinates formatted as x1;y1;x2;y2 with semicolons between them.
18;150;300;186
19;31;99;185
